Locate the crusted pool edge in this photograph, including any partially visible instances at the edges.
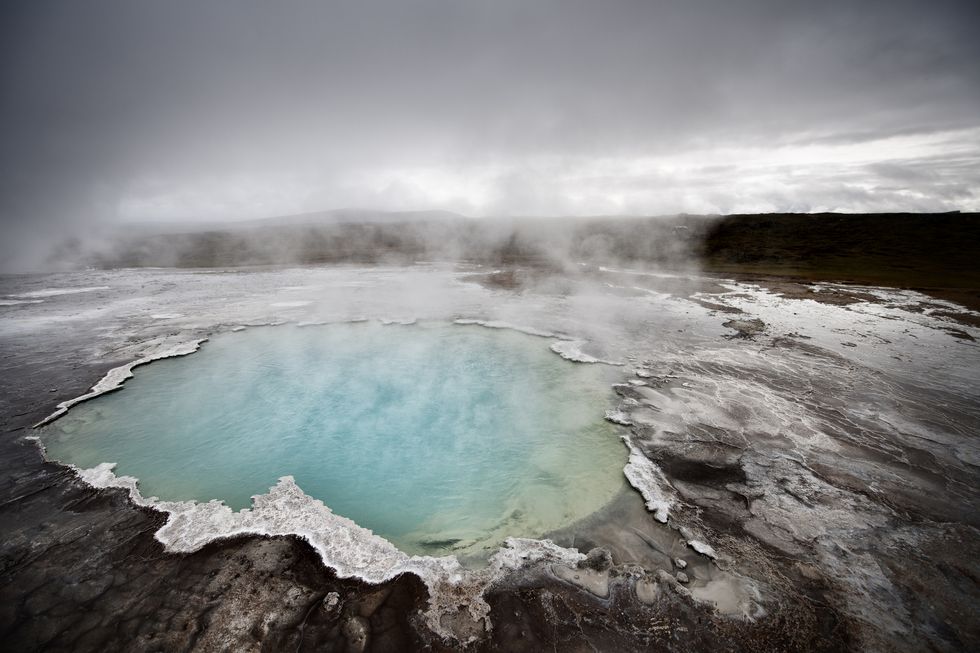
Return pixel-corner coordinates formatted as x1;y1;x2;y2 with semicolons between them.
26;317;720;641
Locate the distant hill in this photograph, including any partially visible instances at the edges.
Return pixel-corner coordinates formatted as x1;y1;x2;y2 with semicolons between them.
241;208;468;227
44;211;980;309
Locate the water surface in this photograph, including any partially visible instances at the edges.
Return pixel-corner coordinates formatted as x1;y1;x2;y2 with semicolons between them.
42;322;628;559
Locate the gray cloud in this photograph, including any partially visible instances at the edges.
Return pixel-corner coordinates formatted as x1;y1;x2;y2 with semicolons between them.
2;0;979;269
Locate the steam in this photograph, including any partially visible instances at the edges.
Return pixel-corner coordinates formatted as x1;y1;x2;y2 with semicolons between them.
2;0;979;271
35;212;708;278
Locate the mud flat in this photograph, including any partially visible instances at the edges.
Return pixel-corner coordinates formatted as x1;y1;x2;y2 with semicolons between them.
1;264;978;651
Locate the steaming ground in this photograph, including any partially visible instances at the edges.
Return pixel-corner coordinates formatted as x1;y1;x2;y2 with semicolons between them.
1;263;978;651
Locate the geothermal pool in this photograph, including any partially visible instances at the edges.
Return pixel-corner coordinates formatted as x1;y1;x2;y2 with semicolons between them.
40;322;628;559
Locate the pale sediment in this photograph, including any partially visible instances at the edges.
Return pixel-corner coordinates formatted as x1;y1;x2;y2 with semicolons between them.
33;338;207;427
72;463;590;641
5;265;978;650
550;340;624;365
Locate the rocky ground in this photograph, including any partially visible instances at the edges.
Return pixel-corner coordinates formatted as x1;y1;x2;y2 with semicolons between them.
1;264;977;652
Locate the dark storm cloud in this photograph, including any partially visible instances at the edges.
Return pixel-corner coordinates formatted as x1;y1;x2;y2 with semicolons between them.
1;0;979;268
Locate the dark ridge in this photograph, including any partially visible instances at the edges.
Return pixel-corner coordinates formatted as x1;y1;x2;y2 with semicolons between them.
700;212;980;309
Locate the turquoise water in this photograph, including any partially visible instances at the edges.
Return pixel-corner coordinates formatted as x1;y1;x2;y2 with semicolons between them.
41;322;627;559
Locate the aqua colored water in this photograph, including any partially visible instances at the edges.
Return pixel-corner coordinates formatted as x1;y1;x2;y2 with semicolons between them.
41;322;628;559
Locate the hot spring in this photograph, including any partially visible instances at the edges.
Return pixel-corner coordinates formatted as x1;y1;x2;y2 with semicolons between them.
40;322;629;560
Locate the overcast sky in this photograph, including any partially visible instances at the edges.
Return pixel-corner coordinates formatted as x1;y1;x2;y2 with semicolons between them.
1;0;979;266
